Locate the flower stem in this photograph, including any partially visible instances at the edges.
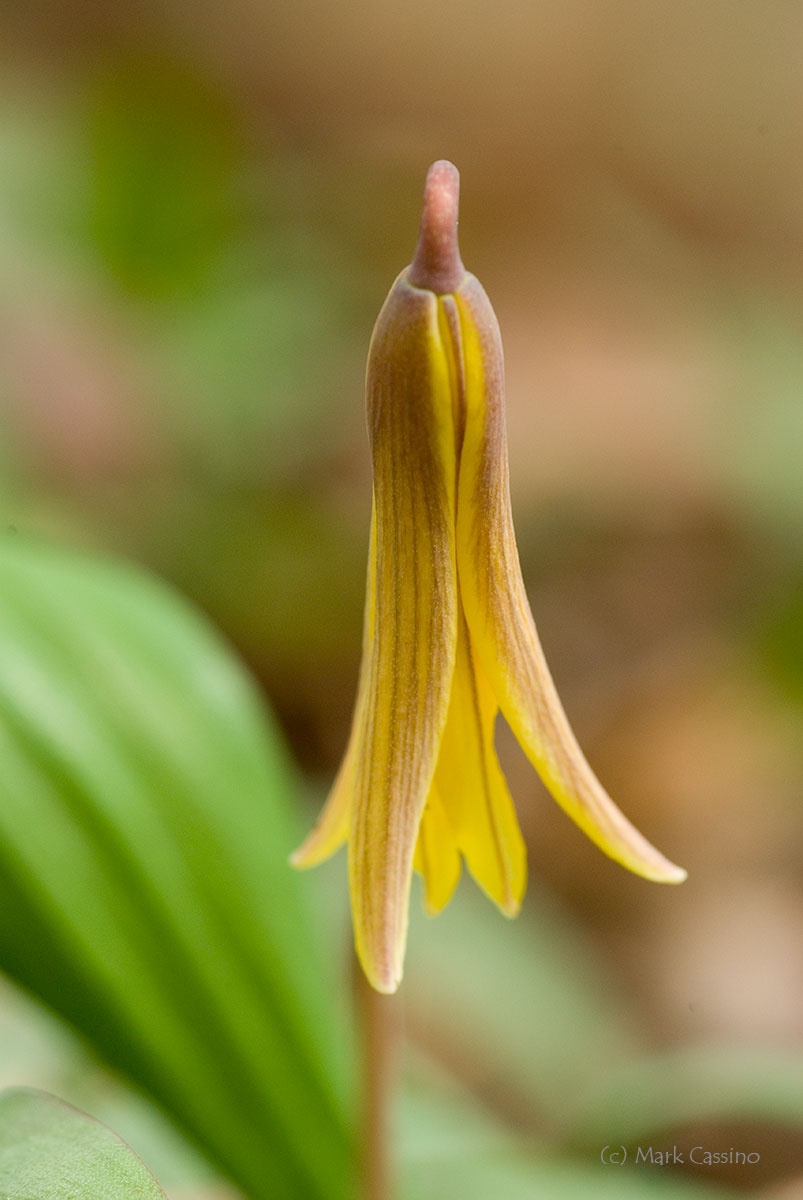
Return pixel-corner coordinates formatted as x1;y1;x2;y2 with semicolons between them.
355;954;399;1200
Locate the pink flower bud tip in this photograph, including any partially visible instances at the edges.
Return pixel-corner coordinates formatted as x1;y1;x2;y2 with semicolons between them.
407;160;465;294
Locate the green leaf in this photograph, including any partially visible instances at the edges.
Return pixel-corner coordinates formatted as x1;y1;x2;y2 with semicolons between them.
403;1152;743;1200
0;1088;165;1199
565;1045;803;1147
399;1078;743;1200
0;533;353;1200
79;58;242;299
405;882;642;1120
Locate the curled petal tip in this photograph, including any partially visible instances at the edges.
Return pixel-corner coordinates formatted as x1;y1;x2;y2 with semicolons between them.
635;846;687;885
372;972;401;996
408;160;465;294
358;948;402;995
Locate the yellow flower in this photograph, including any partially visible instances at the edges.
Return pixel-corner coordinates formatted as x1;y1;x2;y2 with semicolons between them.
292;161;686;993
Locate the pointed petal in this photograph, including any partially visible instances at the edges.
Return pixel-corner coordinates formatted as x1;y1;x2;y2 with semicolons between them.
289;752;351;868
434;605;526;915
454;276;686;885
413;785;462;915
291;510;377;868
349;276;459;994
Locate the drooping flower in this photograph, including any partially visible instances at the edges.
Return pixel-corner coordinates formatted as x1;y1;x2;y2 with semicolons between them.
292;161;686;993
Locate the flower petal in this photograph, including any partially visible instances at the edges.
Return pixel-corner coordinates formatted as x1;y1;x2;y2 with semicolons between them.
433;605;526;915
413;785;462;915
349;276;460;993
454;276;686;885
290;510;377;868
288;746;351;868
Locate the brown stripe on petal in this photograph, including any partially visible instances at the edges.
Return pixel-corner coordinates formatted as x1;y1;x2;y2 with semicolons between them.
349;275;459;992
454;275;686;885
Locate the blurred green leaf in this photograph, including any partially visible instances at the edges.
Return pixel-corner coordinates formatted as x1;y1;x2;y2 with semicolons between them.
155;269;359;482
0;533;353;1200
0;1088;165;1199
0;977;239;1192
399;1078;742;1200
755;579;803;707
565;1045;803;1147
405;883;643;1122
719;302;803;540
79;57;242;299
152;489;366;668
403;1152;741;1200
405;889;803;1160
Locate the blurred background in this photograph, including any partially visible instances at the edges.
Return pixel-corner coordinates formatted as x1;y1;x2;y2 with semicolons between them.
0;0;801;1195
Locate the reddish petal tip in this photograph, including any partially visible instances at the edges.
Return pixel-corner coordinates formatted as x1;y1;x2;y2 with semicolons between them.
407;160;465;294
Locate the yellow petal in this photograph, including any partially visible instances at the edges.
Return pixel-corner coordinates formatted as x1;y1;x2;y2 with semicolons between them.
454;276;686;885
433;605;527;915
290;509;377;868
349;275;460;994
413;785;462;915
289;749;352;869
